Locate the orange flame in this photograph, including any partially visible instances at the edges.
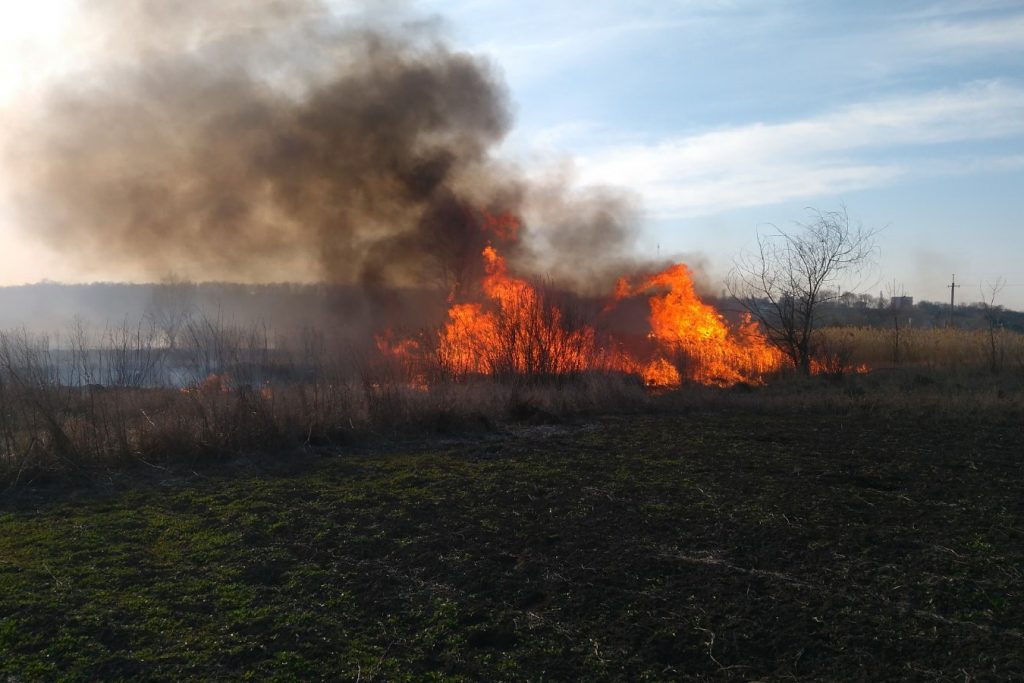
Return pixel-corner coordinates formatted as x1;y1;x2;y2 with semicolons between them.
481;210;521;241
384;244;812;389
617;263;785;386
180;373;232;395
809;357;870;376
376;329;429;390
438;246;600;377
640;357;682;389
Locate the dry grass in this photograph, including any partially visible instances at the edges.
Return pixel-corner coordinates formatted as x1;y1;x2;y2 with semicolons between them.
819;325;1024;374
2;319;1023;485
0;323;650;484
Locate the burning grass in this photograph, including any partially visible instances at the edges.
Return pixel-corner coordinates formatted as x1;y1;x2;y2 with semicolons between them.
386;245;785;389
3;250;1024;486
2;311;1024;486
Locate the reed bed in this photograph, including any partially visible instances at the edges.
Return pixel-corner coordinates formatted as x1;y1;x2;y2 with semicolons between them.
819;325;1024;374
2;318;1023;485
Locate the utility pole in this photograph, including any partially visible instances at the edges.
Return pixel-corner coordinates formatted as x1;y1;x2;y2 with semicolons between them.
947;274;960;327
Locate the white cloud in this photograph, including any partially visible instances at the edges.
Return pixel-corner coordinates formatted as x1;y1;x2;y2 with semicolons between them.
912;13;1024;50
437;0;762;86
564;81;1024;218
876;10;1024;72
472;16;699;87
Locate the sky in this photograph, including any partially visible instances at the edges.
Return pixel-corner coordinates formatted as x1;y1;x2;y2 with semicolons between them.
1;0;1023;307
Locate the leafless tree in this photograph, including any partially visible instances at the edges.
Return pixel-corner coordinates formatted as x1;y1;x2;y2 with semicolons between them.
728;206;879;373
886;279;908;366
980;277;1006;373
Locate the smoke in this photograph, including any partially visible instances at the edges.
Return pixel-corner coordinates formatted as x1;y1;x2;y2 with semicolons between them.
517;169;643;294
2;0;641;295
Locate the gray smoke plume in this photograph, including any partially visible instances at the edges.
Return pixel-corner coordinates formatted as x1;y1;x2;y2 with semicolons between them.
2;0;640;296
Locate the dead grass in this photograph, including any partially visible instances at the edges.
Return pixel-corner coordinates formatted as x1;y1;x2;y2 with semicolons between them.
0;323;650;484
820;325;1024;374
2;320;1023;485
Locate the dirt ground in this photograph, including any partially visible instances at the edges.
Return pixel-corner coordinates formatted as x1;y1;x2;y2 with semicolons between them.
1;406;1022;680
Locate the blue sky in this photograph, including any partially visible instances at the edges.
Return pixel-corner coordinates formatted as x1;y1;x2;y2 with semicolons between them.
418;0;1024;307
0;1;1022;307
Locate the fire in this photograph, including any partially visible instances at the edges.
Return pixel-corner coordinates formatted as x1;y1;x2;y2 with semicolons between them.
437;246;600;377
181;373;232;395
179;373;276;397
376;329;422;360
384;241;787;388
640;357;682;389
809;357;870;376
375;329;430;390
481;210;521;241
617;263;785;386
380;195;870;389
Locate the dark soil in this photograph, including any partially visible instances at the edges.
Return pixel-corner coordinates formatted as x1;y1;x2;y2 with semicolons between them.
1;409;1022;680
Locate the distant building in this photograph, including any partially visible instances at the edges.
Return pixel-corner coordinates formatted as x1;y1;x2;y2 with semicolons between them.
890;296;914;309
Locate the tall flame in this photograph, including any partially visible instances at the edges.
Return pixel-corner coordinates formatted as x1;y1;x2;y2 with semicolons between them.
621;264;785;387
383;232;794;389
393;244;786;387
438;246;602;377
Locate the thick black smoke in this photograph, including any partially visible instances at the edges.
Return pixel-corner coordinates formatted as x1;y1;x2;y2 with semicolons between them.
3;0;640;295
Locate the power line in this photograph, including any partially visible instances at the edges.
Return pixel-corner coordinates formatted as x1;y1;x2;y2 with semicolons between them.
947;274;960;327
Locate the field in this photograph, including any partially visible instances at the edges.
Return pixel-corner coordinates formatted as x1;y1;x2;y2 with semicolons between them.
2;397;1022;680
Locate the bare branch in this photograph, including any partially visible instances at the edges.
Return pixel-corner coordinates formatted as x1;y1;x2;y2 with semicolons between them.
727;206;879;373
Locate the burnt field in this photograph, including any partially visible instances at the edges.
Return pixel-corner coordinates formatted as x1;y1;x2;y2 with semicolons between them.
2;405;1022;681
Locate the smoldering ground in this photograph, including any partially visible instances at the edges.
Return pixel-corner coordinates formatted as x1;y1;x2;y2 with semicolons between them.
1;0;645;300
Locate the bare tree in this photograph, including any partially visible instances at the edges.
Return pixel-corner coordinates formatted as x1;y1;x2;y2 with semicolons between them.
728;206;879;374
980;277;1006;373
886;279;907;366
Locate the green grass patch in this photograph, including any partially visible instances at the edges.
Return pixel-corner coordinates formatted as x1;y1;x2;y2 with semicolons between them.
2;411;1023;680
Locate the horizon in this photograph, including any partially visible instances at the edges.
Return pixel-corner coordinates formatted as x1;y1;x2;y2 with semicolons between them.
0;279;1018;314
